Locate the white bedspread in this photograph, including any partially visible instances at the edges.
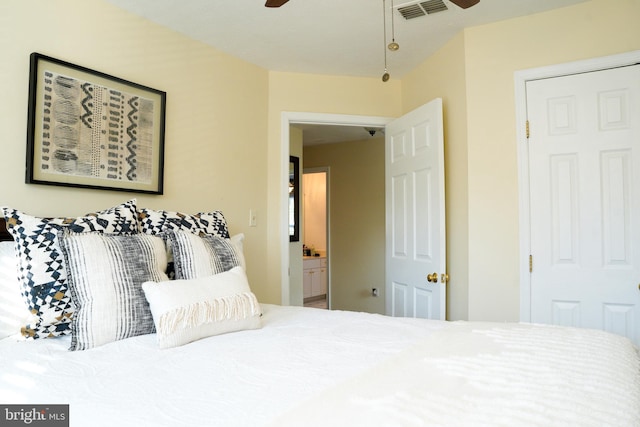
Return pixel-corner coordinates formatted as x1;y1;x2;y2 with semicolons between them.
1;304;638;427
0;304;445;426
273;321;640;427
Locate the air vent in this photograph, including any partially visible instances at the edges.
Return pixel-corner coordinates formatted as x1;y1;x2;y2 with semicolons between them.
397;0;448;20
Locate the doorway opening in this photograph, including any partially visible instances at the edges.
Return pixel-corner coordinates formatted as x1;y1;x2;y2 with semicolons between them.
280;112;391;306
302;168;329;309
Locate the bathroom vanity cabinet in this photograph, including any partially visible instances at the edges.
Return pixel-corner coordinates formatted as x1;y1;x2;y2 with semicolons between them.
303;257;327;299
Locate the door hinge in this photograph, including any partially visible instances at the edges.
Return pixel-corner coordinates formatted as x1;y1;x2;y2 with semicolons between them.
526;120;530;139
529;254;533;273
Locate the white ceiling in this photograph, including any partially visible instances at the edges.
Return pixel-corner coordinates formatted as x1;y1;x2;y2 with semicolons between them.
294;124;385;146
105;0;586;79
104;0;587;144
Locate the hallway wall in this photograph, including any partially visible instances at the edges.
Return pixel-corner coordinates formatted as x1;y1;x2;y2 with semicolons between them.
304;136;385;314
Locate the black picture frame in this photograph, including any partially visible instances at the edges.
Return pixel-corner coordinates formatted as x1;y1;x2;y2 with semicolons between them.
289;155;300;242
26;53;166;194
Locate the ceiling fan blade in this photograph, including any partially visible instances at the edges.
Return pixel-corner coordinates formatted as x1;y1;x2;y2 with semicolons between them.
265;0;289;7
449;0;479;9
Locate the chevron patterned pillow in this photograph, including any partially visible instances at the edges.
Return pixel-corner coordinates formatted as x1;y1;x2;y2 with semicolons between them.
0;199;140;339
138;208;229;238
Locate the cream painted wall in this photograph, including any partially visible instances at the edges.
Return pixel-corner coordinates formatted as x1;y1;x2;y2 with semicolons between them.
463;0;640;321
5;0;637;320
304;137;386;314
0;1;270;301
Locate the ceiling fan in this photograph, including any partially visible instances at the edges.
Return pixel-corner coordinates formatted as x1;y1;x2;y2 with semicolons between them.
265;0;289;7
265;0;479;8
449;0;480;8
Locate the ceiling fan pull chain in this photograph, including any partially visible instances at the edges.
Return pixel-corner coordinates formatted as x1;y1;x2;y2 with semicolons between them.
382;0;390;82
388;0;399;51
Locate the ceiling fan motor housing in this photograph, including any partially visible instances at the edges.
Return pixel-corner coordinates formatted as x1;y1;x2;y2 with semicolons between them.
265;0;290;8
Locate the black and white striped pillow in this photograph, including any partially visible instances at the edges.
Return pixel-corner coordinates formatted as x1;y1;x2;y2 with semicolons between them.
166;230;242;280
137;208;231;279
59;232;169;351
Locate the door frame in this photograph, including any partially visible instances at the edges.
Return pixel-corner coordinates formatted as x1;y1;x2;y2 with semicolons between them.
514;49;640;322
280;112;392;305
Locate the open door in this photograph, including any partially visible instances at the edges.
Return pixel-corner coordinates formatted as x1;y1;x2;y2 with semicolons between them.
385;99;446;320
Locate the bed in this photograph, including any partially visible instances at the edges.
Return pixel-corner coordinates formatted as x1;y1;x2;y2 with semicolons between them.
1;202;639;427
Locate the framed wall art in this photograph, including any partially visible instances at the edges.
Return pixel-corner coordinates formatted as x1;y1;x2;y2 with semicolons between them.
289;156;300;242
26;53;166;194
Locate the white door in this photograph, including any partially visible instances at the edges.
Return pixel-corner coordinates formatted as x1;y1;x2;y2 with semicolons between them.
527;65;640;346
385;98;446;320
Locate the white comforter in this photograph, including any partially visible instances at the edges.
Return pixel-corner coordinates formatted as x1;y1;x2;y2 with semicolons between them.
273;320;640;427
1;304;639;427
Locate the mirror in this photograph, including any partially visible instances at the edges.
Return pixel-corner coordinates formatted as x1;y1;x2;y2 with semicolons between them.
289;156;300;242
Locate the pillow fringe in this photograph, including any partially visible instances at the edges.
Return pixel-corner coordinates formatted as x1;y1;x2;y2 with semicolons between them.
157;292;260;335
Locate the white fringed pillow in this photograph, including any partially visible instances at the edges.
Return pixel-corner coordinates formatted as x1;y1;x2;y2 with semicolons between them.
142;267;261;349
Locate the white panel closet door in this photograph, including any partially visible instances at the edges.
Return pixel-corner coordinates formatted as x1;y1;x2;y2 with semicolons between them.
527;65;640;346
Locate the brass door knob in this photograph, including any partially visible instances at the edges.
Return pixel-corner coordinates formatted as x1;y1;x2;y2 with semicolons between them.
427;272;438;283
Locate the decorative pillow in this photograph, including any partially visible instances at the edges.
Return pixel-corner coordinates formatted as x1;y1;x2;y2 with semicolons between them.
166;229;242;280
138;208;229;238
0;241;31;339
59;232;169;351
142;266;261;349
0;199;139;339
229;233;247;272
